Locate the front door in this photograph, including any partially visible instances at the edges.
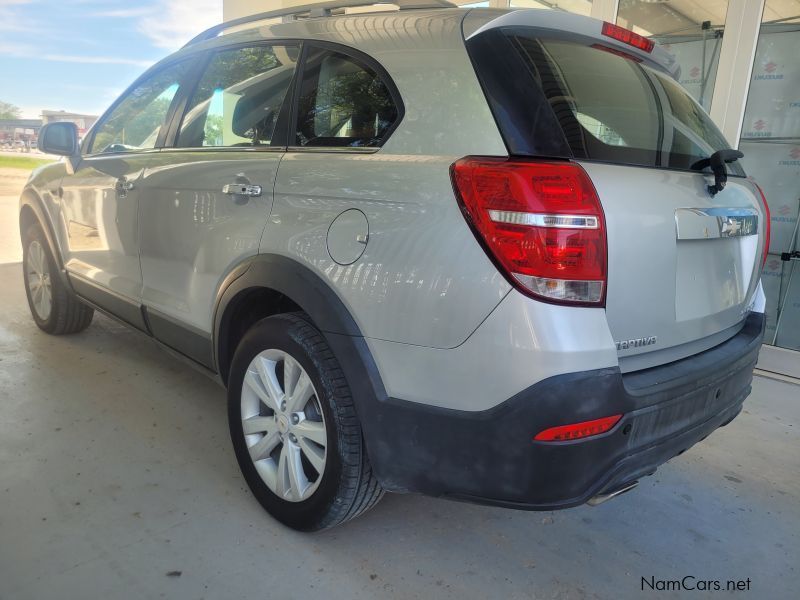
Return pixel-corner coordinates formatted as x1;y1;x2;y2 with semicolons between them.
59;59;195;330
138;44;299;366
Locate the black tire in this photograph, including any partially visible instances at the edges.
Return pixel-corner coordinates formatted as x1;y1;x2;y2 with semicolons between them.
228;313;383;531
22;223;94;335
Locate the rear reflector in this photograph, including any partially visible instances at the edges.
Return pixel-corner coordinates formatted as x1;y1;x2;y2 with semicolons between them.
534;415;622;442
753;181;771;267
601;22;655;53
451;157;607;306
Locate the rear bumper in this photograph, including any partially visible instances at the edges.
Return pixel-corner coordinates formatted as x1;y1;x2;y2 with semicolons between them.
364;312;765;509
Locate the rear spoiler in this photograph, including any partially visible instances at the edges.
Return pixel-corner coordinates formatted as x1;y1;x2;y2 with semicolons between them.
464;9;679;79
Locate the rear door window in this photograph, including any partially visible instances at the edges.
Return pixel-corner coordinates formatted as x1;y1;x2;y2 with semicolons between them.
177;44;299;148
470;30;743;175
294;46;400;148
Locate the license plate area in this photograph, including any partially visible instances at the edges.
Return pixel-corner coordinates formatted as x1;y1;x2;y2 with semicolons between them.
674;208;758;322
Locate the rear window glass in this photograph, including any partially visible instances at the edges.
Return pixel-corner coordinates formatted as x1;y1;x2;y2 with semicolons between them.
501;33;743;175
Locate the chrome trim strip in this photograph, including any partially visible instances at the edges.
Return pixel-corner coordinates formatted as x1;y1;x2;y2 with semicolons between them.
488;210;599;229
285;145;381;154
675;207;759;240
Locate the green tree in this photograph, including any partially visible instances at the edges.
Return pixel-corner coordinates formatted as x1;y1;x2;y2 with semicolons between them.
0;101;22;120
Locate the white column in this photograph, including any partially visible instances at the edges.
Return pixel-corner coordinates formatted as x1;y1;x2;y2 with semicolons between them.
224;1;288;21
589;0;618;23
708;0;765;147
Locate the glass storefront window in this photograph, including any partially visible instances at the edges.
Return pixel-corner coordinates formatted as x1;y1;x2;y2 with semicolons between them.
616;0;730;111
741;1;800;350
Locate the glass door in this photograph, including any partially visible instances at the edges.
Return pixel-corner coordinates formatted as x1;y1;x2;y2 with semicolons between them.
740;1;800;351
616;0;731;111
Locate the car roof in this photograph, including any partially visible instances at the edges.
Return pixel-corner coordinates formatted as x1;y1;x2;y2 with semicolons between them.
169;7;469;58
160;7;675;77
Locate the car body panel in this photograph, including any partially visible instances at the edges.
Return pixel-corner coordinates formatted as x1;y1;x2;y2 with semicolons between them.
367;288;617;411
58;153;153;301
139;150;283;333
580;161;766;371
19;161;70;277
270;151;510;348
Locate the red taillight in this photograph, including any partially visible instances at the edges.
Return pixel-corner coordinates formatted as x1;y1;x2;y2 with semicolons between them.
601;22;655;53
534;415;622;442
451;157;607;306
753;181;771;267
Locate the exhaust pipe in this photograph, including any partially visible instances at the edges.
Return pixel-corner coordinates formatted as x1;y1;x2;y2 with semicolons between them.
587;480;638;506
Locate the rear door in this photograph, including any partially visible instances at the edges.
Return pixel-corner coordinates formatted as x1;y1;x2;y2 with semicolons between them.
466;19;768;370
137;43;299;366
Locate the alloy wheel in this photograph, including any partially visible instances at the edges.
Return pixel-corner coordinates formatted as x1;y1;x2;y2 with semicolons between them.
240;349;328;502
26;240;52;321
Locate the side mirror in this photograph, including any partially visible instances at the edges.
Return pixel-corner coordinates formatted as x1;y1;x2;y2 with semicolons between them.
38;122;79;157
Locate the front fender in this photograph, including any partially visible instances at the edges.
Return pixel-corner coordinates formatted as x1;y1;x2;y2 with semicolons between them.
19;187;71;288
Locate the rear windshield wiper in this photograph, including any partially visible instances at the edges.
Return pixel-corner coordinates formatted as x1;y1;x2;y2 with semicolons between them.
691;149;744;197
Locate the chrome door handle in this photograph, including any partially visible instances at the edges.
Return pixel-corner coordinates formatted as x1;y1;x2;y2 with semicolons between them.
116;178;135;198
222;183;262;197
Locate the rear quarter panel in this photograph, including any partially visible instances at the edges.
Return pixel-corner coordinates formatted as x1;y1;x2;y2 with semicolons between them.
265;10;513;348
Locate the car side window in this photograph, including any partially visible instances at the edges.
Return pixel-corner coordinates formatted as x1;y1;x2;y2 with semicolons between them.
177;45;299;148
89;61;192;155
295;47;399;148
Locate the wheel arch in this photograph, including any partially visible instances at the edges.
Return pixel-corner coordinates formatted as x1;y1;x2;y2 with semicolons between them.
19;189;70;288
213;254;380;387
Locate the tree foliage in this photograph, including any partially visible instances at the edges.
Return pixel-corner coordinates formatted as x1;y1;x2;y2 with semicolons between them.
0;101;22;120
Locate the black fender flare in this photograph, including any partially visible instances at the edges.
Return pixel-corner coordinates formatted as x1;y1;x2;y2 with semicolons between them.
18;188;71;288
212;254;392;475
213;254;367;373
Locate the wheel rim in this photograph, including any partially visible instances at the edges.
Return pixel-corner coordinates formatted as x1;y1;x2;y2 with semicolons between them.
241;349;328;502
26;240;52;321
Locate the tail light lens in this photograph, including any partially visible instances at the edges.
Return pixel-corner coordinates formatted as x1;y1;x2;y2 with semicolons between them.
753;181;771;267
601;22;655;53
451;157;607;306
534;414;622;442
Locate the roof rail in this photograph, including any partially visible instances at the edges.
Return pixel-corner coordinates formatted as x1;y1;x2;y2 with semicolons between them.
184;0;458;48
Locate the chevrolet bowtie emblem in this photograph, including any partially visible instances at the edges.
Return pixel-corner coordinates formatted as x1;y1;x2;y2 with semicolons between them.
722;218;741;236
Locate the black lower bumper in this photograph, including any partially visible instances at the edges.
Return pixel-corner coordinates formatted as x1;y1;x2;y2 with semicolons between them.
362;312;765;509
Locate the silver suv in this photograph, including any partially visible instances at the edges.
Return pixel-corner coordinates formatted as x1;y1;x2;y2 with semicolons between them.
20;2;769;531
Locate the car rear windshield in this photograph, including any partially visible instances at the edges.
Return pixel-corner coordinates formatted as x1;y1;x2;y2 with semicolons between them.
468;28;743;176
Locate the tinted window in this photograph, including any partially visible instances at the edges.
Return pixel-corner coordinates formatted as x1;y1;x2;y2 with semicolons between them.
295;47;399;148
90;61;191;154
178;45;298;148
474;30;742;175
